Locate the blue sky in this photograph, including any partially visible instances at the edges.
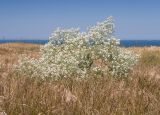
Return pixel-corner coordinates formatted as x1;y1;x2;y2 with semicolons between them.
0;0;160;40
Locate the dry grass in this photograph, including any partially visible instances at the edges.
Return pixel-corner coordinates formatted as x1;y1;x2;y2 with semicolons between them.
0;43;40;74
0;43;160;115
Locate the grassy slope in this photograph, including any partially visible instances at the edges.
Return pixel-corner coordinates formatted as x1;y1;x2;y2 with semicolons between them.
0;43;160;115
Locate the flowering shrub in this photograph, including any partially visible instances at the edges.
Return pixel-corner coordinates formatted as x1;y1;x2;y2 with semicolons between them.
16;17;139;80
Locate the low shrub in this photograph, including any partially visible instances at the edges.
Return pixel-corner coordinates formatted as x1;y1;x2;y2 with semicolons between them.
16;17;139;80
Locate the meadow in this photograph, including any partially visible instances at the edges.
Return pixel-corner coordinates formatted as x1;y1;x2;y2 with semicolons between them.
0;43;160;115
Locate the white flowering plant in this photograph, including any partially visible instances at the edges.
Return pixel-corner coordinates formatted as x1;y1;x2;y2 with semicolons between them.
16;17;139;80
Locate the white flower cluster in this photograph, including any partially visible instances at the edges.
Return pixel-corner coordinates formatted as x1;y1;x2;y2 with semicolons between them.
16;17;139;80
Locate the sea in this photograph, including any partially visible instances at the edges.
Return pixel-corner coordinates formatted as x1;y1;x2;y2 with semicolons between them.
0;39;160;47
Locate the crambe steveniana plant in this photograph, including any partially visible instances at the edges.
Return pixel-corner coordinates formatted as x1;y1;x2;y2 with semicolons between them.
16;17;139;80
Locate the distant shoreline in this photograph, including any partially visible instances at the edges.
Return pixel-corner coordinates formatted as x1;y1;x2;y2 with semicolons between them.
0;39;160;47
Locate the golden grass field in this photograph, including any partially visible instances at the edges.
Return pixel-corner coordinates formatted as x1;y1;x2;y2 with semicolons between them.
0;43;160;115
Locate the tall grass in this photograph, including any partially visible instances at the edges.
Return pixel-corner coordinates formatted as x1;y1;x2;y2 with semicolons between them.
1;66;160;115
0;44;160;115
